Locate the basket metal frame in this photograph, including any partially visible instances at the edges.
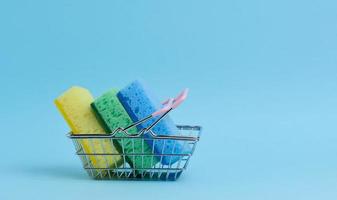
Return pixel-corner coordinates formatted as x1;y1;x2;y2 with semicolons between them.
68;125;201;181
68;107;201;181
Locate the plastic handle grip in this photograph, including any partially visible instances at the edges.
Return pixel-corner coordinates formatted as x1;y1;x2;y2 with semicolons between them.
152;88;189;117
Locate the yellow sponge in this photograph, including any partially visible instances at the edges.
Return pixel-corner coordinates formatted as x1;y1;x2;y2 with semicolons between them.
54;86;122;172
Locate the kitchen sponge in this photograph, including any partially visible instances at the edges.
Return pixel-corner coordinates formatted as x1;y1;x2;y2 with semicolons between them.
54;86;122;173
91;89;158;171
117;80;191;165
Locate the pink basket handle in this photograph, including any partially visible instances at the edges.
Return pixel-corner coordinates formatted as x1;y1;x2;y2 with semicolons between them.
152;88;189;117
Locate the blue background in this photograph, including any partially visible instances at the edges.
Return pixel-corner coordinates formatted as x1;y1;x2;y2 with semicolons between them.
1;0;337;199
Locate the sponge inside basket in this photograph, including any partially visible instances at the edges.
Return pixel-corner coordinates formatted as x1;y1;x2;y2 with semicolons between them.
91;89;159;172
54;86;123;175
117;80;191;165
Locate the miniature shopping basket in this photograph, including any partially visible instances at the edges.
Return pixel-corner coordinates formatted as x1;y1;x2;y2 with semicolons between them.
68;89;201;181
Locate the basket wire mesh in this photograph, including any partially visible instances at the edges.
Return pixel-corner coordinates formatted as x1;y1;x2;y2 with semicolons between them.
68;125;201;181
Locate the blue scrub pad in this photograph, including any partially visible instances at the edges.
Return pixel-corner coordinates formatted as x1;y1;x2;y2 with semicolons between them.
117;80;191;165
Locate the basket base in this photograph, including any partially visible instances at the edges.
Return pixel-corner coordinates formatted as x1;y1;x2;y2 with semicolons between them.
85;169;183;181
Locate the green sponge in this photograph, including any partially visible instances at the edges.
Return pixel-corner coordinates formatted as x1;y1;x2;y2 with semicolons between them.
91;89;158;172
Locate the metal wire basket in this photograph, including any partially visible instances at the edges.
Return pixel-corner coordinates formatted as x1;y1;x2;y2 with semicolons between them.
68;88;201;181
68;125;201;181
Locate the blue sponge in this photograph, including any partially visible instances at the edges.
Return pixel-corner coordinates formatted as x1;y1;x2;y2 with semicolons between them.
117;80;190;165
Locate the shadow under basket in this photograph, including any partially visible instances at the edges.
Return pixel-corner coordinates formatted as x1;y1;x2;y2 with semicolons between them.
68;125;202;181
